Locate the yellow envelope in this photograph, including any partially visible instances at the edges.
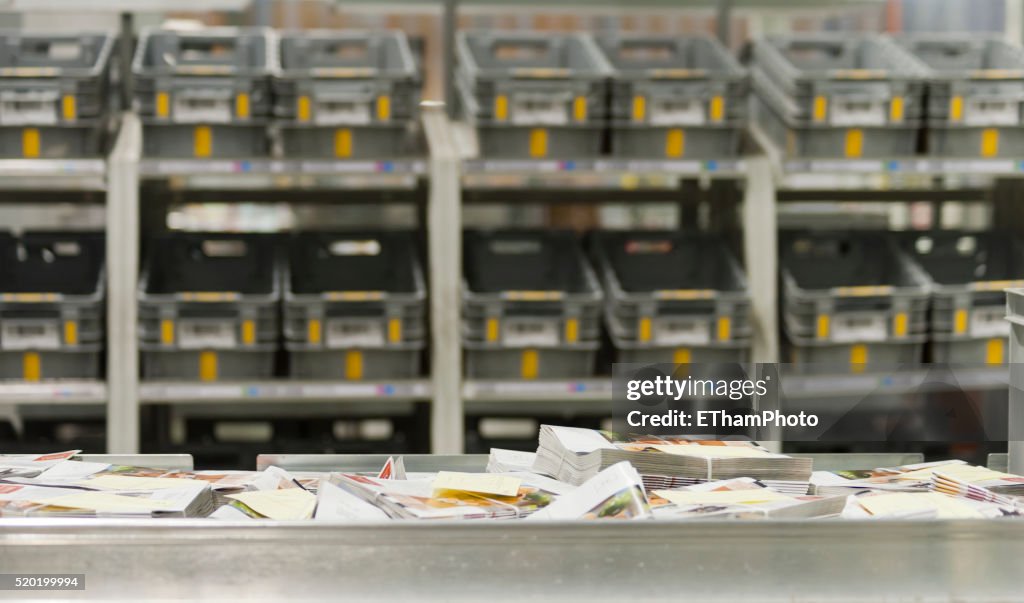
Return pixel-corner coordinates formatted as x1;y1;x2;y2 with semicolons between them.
432;472;521;497
30;491;180;513
77;475;201;491
858;492;983;519
226;488;316;520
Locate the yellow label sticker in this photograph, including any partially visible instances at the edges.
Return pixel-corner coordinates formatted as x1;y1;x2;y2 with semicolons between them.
710;96;724;122
665;128;685;158
199;351;218;382
345;350;363;380
64;320;78;346
23;352;40;382
981;128;999;157
954;309;968;335
22;128;40;158
639;317;652;343
241;319;256;346
632;95;646;122
236;93;250;119
986;338;1005;365
335;128;353;158
521;349;539;379
62;95;76;121
156;92;170;119
816;314;830;340
161;319;175;345
486;318;499;343
308;319;322;344
194;126;212;158
893;312;908;338
565;318;579;344
813;96;828;122
717;317;731;342
297;95;311;122
529;128;548;158
388;318;402;343
573;96;587;122
673;348;691;365
844;128;864;158
494;95;508;121
949;96;963;122
377;95;391;121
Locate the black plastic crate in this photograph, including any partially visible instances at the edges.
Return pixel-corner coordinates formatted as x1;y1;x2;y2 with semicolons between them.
284;231;426;352
591;230;750;346
139;233;280;380
463;230;602;347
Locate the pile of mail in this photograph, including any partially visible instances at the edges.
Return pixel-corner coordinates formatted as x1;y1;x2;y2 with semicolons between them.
3;434;1023;522
532;425;812;494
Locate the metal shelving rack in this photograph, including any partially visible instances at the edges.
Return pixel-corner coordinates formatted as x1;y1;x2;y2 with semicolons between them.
0;0;1020;472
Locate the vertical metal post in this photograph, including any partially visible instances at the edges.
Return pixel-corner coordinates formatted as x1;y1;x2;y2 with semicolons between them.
716;0;733;47
1009;289;1024;475
119;12;133;112
743;156;779;364
106;113;141;454
443;0;458;117
422;103;463;453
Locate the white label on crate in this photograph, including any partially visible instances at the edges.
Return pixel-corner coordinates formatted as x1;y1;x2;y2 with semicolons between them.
964;98;1018;127
326;320;385;348
178;321;236;349
0;321;60;350
652;318;711;346
511;93;569;126
830;315;888;343
649;98;706;126
0;90;58;125
315;100;372;126
971;307;1010;338
502;320;560;346
173;93;232;123
829;98;886;126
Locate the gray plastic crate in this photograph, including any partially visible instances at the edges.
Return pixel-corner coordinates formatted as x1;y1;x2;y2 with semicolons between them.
590;230;750;346
456;31;611;158
0;231;105;381
897;231;1024;340
133;27;275;158
283;231;426;347
606;311;749;364
140;347;276;381
896;35;1024;157
464;340;598;379
781;231;931;345
785;329;925;372
139;234;280;379
0;346;101;381
752;34;927;122
598;34;746;158
463;230;602;347
274;30;420;158
930;334;1007;365
0;31;114;157
752;68;919;158
286;342;423;380
141;123;268;158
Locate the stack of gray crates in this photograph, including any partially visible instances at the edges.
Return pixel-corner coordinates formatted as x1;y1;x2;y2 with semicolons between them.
897;35;1024;158
780;231;930;372
898;231;1024;364
752;35;928;158
463;230;602;379
0;231;104;380
0;31;114;158
139;234;279;381
598;34;747;158
456;31;612;158
273;30;420;158
133;27;275;158
284;232;426;380
591;231;750;364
